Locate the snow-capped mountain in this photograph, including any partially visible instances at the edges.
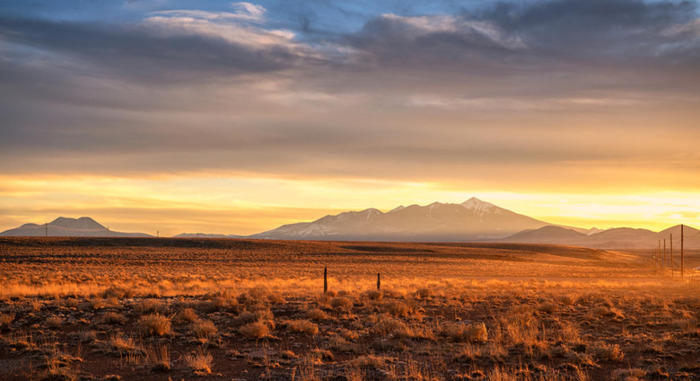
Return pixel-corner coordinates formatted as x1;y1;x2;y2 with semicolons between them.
0;217;152;237
252;197;552;241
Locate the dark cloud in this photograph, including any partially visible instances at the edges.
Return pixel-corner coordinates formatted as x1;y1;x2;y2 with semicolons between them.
345;0;700;72
482;0;697;59
0;16;303;82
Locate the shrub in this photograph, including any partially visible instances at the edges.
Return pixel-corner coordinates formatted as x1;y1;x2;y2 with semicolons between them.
175;308;199;324
101;312;126;325
307;308;330;321
364;290;383;301
330;297;353;313
134;299;165;314
137;314;171;336
109;335;137;352
239;321;271;339
103;286;133;299
192;319;217;340
185;348;213;375
373;318;412;338
441;322;488;343
386;301;411;317
234;309;275;328
46;316;63;329
589;342;624;362
287;319;319;335
208;295;240;312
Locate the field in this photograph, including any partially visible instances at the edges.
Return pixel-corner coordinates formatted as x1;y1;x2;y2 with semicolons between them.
1;237;699;381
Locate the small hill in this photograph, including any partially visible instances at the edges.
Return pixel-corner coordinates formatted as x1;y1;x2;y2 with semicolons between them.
504;226;587;244
0;217;152;237
174;233;245;238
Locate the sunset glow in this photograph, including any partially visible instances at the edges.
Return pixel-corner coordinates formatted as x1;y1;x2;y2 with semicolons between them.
1;0;699;235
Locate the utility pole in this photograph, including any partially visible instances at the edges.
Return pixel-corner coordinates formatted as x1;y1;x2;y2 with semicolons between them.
681;224;685;279
658;240;661;268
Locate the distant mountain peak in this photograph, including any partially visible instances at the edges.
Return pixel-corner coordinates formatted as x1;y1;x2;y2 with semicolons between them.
50;216;105;230
461;197;500;216
462;197;493;208
253;198;550;241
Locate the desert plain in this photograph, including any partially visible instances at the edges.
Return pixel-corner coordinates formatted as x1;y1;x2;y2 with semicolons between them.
0;237;699;380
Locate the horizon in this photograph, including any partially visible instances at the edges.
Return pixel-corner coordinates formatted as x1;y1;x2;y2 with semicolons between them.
1;0;699;236
3;197;699;237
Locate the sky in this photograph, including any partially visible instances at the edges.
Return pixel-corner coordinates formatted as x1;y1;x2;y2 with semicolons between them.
1;0;699;236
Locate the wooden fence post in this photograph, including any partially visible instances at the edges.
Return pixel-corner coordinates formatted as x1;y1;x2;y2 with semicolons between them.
670;233;673;276
324;267;328;293
377;273;381;291
681;225;685;279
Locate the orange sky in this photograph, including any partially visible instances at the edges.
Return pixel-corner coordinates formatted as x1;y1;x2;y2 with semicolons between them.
1;1;699;235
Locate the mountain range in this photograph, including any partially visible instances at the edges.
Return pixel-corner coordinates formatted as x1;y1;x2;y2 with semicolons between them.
0;217;151;237
1;198;698;249
251;197;589;241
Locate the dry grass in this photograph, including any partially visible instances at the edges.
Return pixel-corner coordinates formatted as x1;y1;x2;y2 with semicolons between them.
440;321;488;343
175;307;199;323
0;237;699;380
330;296;353;312
286;319;319;335
239;321;271;339
137;314;172;336
144;344;171;371
306;308;330;321
108;334;137;352
101;311;126;325
191;319;217;340
184;348;213;375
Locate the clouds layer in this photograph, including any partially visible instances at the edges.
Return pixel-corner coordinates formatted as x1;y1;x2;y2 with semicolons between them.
0;0;699;187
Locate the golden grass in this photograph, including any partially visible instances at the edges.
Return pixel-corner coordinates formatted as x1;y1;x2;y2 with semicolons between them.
191;319;217;340
1;237;699;380
239;321;271;339
286;319;319;335
184;348;213;375
137;314;172;336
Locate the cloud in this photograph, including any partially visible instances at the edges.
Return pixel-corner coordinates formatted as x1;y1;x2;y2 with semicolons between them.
0;6;306;82
344;0;699;72
0;0;699;189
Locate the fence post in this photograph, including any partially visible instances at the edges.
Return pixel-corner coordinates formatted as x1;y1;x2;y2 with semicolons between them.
670;233;673;276
323;267;328;293
681;225;684;279
377;273;381;291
